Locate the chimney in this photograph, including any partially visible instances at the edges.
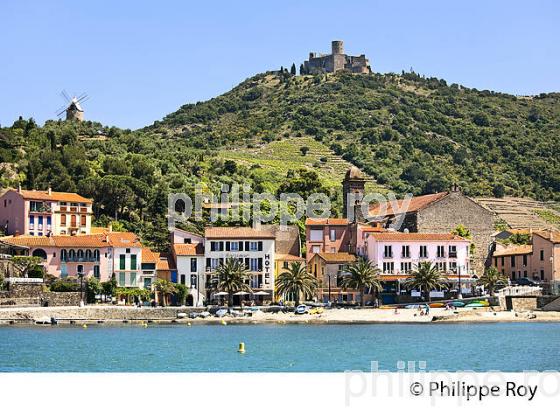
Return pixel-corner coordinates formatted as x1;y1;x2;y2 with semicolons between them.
108;222;113;233
47;185;52;195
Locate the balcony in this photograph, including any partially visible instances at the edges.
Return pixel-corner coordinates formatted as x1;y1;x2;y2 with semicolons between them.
449;251;457;258
29;205;52;213
62;257;99;263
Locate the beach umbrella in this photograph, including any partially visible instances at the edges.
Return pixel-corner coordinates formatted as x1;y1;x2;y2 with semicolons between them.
253;291;270;296
214;291;229;296
233;291;250;296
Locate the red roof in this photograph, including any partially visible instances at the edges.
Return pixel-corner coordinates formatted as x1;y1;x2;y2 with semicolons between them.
173;243;204;256
205;227;275;239
305;218;349;226
9;188;92;203
366;232;467;242
2;231;142;248
369;192;448;217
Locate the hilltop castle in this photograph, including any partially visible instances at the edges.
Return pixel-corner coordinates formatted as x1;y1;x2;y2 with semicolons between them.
302;40;371;74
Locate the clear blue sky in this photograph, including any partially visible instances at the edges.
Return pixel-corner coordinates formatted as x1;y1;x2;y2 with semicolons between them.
1;0;559;129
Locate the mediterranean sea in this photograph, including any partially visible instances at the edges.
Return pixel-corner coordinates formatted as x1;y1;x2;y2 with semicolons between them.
0;323;557;372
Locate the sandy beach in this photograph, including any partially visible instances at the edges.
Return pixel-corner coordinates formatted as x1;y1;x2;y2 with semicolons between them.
1;305;560;325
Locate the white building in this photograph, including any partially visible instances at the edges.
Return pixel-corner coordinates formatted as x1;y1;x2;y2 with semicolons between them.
171;225;302;305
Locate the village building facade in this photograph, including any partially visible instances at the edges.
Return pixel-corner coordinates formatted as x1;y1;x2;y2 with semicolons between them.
0;187;93;236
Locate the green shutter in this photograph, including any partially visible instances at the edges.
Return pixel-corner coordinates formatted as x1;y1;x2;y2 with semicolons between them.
130;254;137;270
119;255;126;270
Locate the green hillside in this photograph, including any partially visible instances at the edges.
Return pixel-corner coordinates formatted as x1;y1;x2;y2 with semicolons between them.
1;70;560;249
150;71;560;200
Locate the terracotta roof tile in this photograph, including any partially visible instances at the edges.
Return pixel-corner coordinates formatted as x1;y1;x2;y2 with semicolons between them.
369;192;448;217
10;189;92;203
493;245;533;257
305;218;349;226
315;252;356;263
173;243;204;256
1;231;141;248
366;232;467;241
533;230;560;244
204;226;275;239
142;248;160;263
275;254;305;261
156;254;176;271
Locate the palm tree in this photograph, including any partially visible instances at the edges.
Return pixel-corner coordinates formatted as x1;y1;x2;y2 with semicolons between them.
153;279;176;307
341;258;383;307
404;262;448;302
478;267;508;296
216;257;252;307
276;261;318;306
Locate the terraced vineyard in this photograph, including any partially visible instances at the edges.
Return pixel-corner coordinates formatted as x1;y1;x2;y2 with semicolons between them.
474;197;560;229
218;136;386;193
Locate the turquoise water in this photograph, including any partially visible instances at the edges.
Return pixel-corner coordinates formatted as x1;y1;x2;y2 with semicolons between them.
0;323;558;372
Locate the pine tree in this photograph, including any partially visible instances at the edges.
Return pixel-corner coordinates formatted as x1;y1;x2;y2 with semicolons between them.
299;64;305;75
290;63;296;76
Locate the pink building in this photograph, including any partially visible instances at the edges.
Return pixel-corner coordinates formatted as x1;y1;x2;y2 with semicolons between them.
0;187;93;236
2;231;153;288
305;218;352;259
493;230;560;288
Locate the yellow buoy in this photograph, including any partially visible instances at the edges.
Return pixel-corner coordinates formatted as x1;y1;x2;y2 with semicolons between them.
221;320;227;326
82;324;87;329
238;342;245;353
187;322;192;327
143;323;148;328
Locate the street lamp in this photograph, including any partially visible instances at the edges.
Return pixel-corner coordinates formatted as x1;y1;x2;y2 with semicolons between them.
327;273;331;303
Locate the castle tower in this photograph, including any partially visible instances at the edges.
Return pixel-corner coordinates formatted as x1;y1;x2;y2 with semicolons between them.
332;40;344;55
342;166;366;222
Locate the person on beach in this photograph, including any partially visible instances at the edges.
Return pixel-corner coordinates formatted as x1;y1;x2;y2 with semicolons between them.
425;304;430;315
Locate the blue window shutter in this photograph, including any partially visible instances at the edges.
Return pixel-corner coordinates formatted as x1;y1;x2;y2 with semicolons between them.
171;270;178;283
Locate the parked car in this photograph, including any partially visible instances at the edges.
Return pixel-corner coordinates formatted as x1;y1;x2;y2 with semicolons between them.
295;304;309;315
515;278;540;287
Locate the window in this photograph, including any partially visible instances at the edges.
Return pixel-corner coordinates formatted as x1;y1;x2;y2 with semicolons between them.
77;249;84;260
523;271;528;278
329;229;336;242
522;255;528;266
77;265;84;275
501;256;505;265
130;254;137;270
309;229;323;241
436;246;445;258
419;246;428;258
511;256;516;267
93;250;100;261
46;216;51;228
180;275;186;285
38;216;43;229
401;245;410;258
449;245;457;258
382;262;394;273
93;265;100;279
126;248;131;254
144;278;152;289
183;238;192;244
540;250;544;261
512;272;516;280
541;270;545;280
190;275;197;288
69;249;76;260
283;261;288;269
230;241;239;251
250;258;259;271
400;262;412;273
29;215;34;229
61;214;66;226
81;214;86;226
119;255;126;270
119;272;126;287
61;249;67;262
436;262;447;271
383;245;393;258
311;245;320;254
190;258;197;272
449;261;457;273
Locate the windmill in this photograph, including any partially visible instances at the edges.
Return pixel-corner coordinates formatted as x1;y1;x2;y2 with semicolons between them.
56;90;88;121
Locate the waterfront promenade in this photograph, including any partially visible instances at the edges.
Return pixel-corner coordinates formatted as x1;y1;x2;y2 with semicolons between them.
1;305;560;325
